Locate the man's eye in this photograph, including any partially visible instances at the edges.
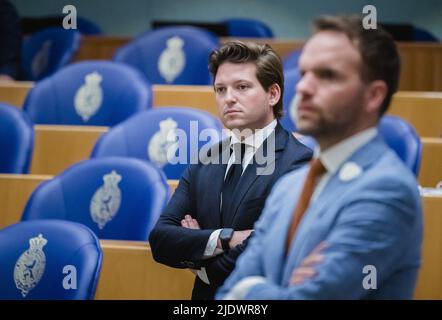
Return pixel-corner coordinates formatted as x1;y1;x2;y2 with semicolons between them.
319;70;335;79
215;87;225;94
238;84;249;90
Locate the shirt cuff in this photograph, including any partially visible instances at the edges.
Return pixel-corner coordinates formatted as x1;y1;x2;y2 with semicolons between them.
223;276;267;300
203;229;223;257
196;267;210;285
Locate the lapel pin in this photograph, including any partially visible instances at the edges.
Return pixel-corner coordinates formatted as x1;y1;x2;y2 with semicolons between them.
339;162;362;182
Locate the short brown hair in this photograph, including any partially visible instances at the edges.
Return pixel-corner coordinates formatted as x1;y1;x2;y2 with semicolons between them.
208;41;284;119
314;15;400;115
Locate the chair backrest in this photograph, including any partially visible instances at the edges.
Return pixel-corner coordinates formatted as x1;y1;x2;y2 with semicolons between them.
75;16;102;35
23;60;152;125
283;49;303;71
223;18;274;38
114;26;218;85
22;27;81;81
289;116;423;176
280;68;301;133
0;103;34;173
0;220;102;300
91;107;224;179
22;157;169;240
379;115;422;176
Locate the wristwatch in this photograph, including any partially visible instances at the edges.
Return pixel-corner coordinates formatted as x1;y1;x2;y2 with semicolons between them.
219;228;234;251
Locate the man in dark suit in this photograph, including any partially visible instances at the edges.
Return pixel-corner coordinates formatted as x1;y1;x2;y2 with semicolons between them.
0;0;21;81
149;41;313;299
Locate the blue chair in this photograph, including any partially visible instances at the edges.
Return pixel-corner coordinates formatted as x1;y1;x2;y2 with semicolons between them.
75;16;102;35
0;220;102;300
287;116;422;176
413;26;438;42
379;115;422;176
91;107;224;179
22;27;81;81
0;103;34;173
283;49;303;71
23;61;152;125
22;157;169;241
280;68;301;133
114;26;218;85
223;18;274;38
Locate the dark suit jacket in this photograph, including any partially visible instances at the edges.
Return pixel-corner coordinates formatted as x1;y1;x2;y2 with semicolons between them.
149;123;313;299
0;0;21;78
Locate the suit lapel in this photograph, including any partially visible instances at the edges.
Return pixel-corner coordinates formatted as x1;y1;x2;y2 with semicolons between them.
282;135;389;281
225;124;288;226
312;135;387;220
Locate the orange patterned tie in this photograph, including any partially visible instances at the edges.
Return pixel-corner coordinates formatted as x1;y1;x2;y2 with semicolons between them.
285;158;326;255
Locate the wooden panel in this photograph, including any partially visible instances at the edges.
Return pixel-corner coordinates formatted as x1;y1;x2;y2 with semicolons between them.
96;240;194;299
0;175;178;230
419;138;442;188
389;91;442;138
222;37;304;60
153;85;217;115
0;174;51;229
0;81;33;108
398;43;442;91
414;196;442;299
72;36;131;61
30;125;108;175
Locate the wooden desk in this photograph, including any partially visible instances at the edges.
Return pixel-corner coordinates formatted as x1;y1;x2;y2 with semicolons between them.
153;85;217;115
389;92;442;138
96;240;194;299
0;174;51;229
30;125;108;175
0;81;33;107
419;138;442;188
414;195;442;299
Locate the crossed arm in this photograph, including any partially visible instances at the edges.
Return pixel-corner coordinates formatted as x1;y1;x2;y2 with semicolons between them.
216;185;420;300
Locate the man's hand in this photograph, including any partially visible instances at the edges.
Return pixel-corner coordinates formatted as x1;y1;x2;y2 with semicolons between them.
0;74;14;82
289;242;327;286
217;229;254;250
230;229;254;248
181;214;200;229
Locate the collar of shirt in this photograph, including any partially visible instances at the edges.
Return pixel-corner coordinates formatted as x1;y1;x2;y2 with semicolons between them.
229;119;277;153
226;119;277;174
313;127;378;176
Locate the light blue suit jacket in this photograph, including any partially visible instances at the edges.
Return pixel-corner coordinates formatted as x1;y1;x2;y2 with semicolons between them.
217;135;423;299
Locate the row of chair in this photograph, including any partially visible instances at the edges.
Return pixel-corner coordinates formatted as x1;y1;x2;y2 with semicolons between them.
22;22;274;84
1;185;441;299
1;102;224;178
1;99;424;177
3;81;441;138
16;58;442;138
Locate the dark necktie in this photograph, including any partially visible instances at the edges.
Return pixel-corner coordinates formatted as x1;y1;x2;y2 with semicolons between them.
221;143;246;226
285;158;326;255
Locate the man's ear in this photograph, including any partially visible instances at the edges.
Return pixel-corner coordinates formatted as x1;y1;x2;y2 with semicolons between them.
268;83;281;106
365;80;388;115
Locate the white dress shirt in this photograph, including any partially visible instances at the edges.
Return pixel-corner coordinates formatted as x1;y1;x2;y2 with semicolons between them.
223;127;378;298
195;119;278;284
